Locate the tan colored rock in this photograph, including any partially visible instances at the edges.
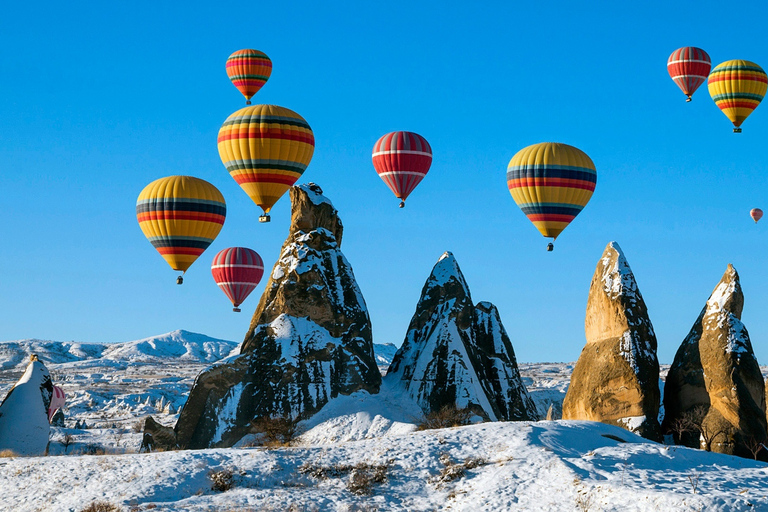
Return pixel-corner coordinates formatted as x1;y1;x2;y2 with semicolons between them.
662;265;767;458
563;242;661;440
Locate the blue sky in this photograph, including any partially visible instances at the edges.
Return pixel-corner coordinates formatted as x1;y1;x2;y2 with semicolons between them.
1;1;767;364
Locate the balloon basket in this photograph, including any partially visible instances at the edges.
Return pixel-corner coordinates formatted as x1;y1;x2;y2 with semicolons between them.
399;201;405;208
259;214;271;223
734;128;742;133
246;100;252;105
685;97;692;102
176;276;184;285
546;243;554;252
233;307;241;313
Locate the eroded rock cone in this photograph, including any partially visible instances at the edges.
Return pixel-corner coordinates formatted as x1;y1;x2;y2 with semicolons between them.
141;416;178;452
563;242;661;441
175;184;380;448
662;264;766;458
386;252;537;421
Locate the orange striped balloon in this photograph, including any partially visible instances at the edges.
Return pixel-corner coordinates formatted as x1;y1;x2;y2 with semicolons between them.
226;49;272;104
708;60;767;132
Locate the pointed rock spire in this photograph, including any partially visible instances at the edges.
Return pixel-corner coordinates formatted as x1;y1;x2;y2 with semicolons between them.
386;252;537;421
663;264;766;458
0;358;54;456
563;242;661;440
175;184;381;449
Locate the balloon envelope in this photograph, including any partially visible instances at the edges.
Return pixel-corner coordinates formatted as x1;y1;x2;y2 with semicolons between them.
751;208;763;223
708;60;767;131
506;142;596;240
372;131;432;204
48;385;65;422
136;176;226;273
211;247;264;310
226;49;272;103
218;105;315;215
667;47;711;100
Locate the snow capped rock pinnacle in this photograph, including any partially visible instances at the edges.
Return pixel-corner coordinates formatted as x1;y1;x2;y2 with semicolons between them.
599;241;639;302
0;358;54;456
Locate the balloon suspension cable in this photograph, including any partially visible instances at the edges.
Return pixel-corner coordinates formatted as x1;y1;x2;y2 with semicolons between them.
233;307;241;313
734;127;742;133
176;275;184;285
546;242;554;252
259;214;271;223
399;200;405;208
685;96;692;102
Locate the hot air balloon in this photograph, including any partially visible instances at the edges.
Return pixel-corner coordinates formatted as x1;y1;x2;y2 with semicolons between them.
708;60;767;132
506;143;597;251
372;131;432;208
137;176;226;284
226;49;272;105
48;385;65;423
751;208;763;223
667;47;711;101
218;104;315;222
211;247;264;312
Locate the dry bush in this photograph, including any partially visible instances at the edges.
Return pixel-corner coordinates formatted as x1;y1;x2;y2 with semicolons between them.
416;404;474;431
431;453;487;486
131;420;144;433
0;450;18;458
299;461;389;495
80;502;122;512
250;416;301;447
81;444;107;456
209;468;235;492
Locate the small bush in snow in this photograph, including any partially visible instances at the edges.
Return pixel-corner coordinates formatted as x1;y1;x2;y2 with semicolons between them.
416;404;474;431
0;449;18;458
250;415;301;447
81;444;106;456
431;453;487;486
209;468;235;492
299;461;389;495
80;501;122;512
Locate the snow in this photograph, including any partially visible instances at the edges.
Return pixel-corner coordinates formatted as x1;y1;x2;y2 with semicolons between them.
600;241;639;302
298;183;334;206
429;251;464;287
0;360;52;456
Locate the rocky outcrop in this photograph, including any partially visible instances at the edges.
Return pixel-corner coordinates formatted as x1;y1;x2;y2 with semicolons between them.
0;355;53;456
562;242;661;441
141;416;178;452
175;184;381;449
662;265;766;458
386;252;537;422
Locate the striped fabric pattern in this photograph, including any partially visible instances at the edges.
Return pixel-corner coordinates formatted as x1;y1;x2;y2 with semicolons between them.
218;105;315;215
211;247;264;310
136;176;226;273
708;60;767;129
667;47;711;100
371;131;432;203
507;143;596;240
226;49;272;103
750;208;763;223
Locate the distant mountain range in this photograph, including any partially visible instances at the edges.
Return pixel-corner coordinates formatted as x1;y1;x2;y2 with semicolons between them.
0;330;399;372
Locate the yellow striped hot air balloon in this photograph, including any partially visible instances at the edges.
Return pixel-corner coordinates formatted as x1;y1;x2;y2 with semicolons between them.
217;104;315;222
708;60;767;133
136;176;226;284
506;143;596;251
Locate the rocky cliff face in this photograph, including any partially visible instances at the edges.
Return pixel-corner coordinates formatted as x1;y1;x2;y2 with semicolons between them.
662;265;766;458
0;356;53;456
174;184;381;449
562;242;661;441
386;252;537;421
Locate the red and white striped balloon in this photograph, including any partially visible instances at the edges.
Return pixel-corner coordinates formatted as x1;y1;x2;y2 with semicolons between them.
667;47;711;101
211;247;264;312
48;385;66;422
751;208;763;223
372;131;432;207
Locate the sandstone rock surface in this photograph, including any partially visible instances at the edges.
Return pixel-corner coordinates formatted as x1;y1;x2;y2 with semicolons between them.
175;184;381;448
662;264;766;458
386;252;537;421
562;242;661;440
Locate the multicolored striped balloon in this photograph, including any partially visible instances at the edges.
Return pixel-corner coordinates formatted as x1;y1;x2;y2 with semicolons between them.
708;60;767;132
507;143;596;248
211;247;264;312
136;176;226;281
667;47;711;101
226;49;272;105
750;208;763;223
371;131;432;207
217;104;314;222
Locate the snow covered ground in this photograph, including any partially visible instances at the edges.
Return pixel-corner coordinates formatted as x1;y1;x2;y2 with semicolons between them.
2;332;768;511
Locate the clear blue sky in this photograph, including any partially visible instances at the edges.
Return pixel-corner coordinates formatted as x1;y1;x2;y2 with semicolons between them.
1;1;767;364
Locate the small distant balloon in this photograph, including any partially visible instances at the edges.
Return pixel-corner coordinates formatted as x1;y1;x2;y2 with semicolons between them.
751;208;763;223
211;247;264;312
372;131;432;208
667;47;711;102
226;49;272;105
708;60;767;132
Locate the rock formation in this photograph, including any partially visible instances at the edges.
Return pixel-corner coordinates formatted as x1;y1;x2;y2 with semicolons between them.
141;416;178;452
175;184;381;448
386;252;537;422
0;355;53;456
562;242;661;441
662;264;767;458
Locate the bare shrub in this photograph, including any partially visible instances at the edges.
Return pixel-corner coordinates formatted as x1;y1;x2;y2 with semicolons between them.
299;461;389;495
81;444;106;456
250;416;301;447
80;502;122;512
667;406;728;451
574;485;594;512
61;433;74;454
0;450;18;458
431;453;487;486
416;404;474;431
131;420;144;434
687;470;701;494
745;436;768;460
209;468;235;492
